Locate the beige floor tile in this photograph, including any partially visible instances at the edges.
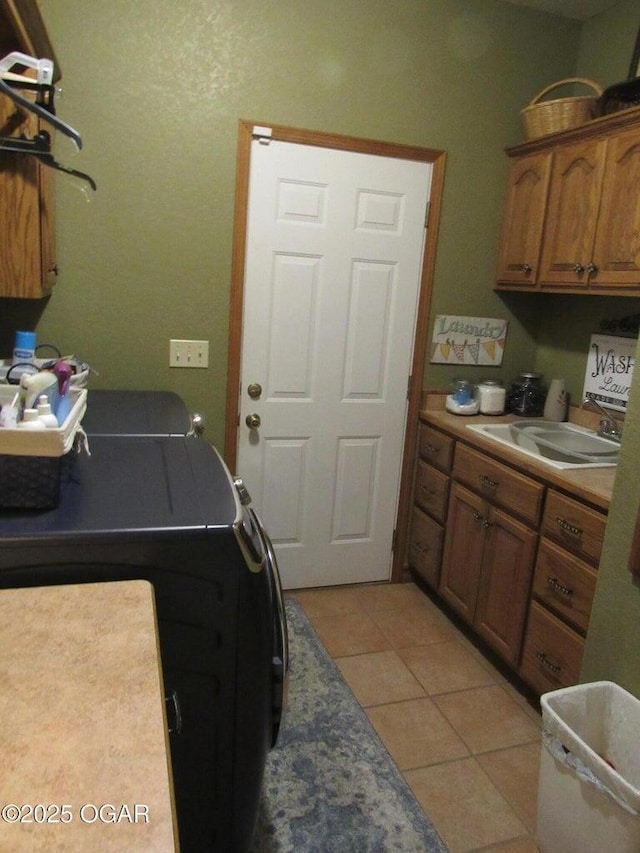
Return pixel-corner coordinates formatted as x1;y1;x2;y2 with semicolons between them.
399;640;498;695
291;586;363;618
434;685;541;754
480;839;540;852
366;697;469;769
477;742;542;833
356;581;426;613
371;602;457;648
309;611;391;658
405;757;528;852
335;649;425;707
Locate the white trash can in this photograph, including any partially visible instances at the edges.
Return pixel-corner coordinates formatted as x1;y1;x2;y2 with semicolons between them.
537;681;640;853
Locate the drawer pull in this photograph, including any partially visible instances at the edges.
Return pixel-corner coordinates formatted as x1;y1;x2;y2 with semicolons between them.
413;541;430;554
423;443;439;457
536;651;561;674
547;575;573;597
420;485;436;497
479;474;498;489
556;516;582;538
473;511;492;529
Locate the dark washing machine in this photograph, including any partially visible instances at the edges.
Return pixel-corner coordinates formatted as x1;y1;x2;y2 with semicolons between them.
0;395;287;852
81;389;195;436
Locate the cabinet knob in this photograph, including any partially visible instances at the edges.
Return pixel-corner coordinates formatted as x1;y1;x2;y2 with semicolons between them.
521;263;532;274
586;262;598;277
573;263;585;275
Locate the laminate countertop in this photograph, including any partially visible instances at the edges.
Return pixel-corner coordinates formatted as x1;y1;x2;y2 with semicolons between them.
421;406;617;512
0;580;178;851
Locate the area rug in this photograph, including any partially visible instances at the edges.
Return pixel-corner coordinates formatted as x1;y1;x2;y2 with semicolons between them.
251;598;448;852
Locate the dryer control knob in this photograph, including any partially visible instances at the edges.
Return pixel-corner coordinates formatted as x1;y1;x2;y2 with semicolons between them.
233;477;252;506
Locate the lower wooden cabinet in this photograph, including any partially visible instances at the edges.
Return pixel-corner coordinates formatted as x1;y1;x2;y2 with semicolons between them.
440;481;537;666
518;486;606;692
407;419;607;696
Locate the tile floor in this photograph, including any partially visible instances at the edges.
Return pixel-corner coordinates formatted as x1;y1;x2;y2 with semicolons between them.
292;580;543;853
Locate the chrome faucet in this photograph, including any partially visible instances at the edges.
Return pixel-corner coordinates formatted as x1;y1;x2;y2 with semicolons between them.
582;394;623;443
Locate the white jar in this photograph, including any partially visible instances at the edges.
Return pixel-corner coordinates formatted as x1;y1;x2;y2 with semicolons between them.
478;380;506;415
18;408;46;430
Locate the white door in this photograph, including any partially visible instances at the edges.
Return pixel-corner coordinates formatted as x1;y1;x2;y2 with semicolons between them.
237;135;432;590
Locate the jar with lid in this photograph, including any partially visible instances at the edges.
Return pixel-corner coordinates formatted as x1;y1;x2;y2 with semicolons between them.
506;372;547;417
478;380;506;415
445;379;479;416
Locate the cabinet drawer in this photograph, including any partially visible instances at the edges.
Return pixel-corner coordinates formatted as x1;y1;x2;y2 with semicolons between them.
453;443;544;526
533;538;597;635
408;507;444;590
418;424;454;473
519;601;584;694
414;459;449;522
542;490;607;565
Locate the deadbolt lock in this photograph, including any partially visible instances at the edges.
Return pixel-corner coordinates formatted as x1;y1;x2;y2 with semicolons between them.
247;383;262;399
245;413;261;430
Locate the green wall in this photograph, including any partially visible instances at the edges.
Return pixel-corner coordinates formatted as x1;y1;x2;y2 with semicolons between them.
1;0;583;448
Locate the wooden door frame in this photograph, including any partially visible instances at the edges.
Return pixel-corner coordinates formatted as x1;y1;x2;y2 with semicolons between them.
224;119;446;583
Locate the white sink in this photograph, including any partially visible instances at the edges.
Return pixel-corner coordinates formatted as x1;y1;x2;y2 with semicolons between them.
466;420;619;470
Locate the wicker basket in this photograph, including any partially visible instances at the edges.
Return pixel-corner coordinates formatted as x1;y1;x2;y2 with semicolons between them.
521;78;603;140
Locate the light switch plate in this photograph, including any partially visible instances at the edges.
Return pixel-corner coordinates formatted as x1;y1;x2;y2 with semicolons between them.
169;339;209;368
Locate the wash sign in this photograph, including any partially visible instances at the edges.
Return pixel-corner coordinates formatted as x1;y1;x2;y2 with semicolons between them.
430;315;507;366
583;334;636;412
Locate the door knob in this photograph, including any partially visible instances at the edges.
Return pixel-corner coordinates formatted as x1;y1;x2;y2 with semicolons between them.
246;413;261;429
247;383;262;399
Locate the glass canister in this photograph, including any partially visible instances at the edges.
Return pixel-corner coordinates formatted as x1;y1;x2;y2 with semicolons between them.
506;372;546;417
445;379;479;416
478;380;506;415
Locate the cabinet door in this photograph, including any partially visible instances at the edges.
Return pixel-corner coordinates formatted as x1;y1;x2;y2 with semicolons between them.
539;138;607;287
439;482;485;624
0;94;56;298
591;127;640;289
496;152;551;287
474;505;537;666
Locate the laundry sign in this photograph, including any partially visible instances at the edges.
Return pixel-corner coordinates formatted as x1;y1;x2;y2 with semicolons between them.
583;334;637;412
430;315;508;366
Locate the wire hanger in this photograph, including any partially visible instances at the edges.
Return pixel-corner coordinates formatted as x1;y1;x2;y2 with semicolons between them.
0;129;96;190
0;51;96;191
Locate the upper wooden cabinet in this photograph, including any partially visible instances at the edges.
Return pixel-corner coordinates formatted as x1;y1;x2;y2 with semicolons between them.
0;0;59;299
495;151;551;285
496;106;640;295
